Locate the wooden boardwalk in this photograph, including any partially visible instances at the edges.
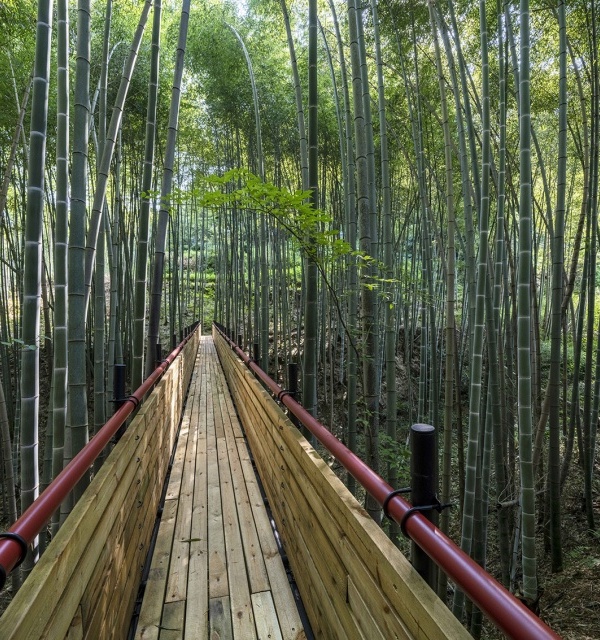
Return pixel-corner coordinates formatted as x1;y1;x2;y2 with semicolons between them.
135;336;306;640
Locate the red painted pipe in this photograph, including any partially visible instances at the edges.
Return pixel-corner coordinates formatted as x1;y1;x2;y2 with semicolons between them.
0;324;199;589
214;323;560;640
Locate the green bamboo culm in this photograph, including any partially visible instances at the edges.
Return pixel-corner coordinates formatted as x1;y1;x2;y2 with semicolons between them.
92;0;111;472
490;0;511;587
132;0;162;389
517;0;538;602
428;0;455;590
302;0;319;422
51;0;69;537
227;24;268;375
20;0;54;574
328;0;357;495
65;0;92;511
546;0;567;572
147;0;191;376
348;0;380;524
453;0;491;619
280;0;308;191
372;0;396;540
582;0;599;534
83;0;153;314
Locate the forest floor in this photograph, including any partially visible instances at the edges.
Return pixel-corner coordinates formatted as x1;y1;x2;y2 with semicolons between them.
469;460;600;640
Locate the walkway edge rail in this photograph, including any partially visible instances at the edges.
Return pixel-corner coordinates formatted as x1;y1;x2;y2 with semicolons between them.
213;322;560;640
0;322;200;589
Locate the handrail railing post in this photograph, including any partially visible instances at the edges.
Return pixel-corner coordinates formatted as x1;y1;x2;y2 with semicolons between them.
253;341;260;364
410;423;436;588
288;362;299;427
114;363;127;442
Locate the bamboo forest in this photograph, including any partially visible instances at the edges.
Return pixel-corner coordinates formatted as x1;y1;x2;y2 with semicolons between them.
0;0;598;637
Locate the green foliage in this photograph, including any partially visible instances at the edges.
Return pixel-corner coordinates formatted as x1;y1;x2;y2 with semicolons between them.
171;170;399;301
378;432;410;480
151;168;354;273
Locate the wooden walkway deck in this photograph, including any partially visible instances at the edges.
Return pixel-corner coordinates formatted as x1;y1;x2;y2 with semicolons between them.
134;336;306;640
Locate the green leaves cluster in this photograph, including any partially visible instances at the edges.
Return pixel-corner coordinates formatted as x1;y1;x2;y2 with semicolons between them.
193;168;353;263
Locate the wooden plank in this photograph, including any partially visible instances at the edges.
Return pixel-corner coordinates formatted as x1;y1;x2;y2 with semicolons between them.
66;606;84;640
165;386;198;603
207;370;228;599
235;440;306;640
185;352;209;639
209;597;233;640
251;592;283;640
221;398;270;594
186;538;209;639
218;366;244;440
165;420;190;502
347;575;405;640
136;499;179;640
216;435;257;640
159;600;185;640
212;356;226;439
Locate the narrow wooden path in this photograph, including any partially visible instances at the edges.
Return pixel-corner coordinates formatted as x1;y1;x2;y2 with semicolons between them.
135;336;306;640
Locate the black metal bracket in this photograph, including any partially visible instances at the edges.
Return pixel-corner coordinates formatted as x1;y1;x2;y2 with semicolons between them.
0;532;29;569
277;389;295;402
124;395;140;410
399;498;453;538
109;396;140;412
382;487;411;520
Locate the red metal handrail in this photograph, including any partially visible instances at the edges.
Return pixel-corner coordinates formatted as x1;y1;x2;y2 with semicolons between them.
0;323;200;589
213;322;561;640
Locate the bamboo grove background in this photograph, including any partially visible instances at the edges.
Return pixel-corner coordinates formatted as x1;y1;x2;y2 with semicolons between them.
0;0;598;636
